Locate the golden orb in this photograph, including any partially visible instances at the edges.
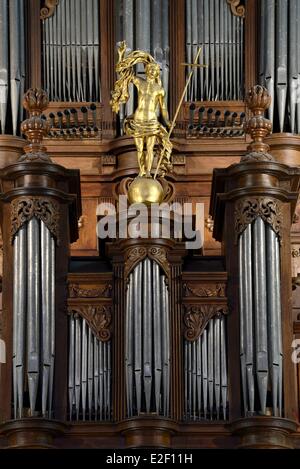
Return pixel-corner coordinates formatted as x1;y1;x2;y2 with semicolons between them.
127;176;164;205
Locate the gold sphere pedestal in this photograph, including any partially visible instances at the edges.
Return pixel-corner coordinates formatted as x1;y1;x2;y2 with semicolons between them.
127;176;164;205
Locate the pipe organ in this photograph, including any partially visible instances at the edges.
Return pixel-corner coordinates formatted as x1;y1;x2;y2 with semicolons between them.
68;314;112;421
239;219;282;417
13;218;56;419
259;0;300;134
0;0;26;135
115;0;169;124
1;0;300;452
125;259;170;417
185;0;244;102
184;315;228;420
42;0;100;102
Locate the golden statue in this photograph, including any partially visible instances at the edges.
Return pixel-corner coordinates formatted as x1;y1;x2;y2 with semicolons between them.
111;42;205;205
110;41;172;204
111;41;172;178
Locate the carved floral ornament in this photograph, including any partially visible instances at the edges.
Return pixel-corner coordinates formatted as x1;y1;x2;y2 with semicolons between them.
68;283;113;298
124;246;170;279
183;304;228;342
227;0;245;17
11;197;60;244
234;197;283;244
40;0;59;20
68;305;112;342
183;283;226;298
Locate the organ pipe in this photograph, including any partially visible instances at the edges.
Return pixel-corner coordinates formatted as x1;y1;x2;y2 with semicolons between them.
125;258;170;417
239;218;282;417
185;0;244;102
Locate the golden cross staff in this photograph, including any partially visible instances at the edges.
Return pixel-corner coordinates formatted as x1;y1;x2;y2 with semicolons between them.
154;46;207;179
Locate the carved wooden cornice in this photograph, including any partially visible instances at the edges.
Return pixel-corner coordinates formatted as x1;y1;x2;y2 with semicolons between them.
124;245;170;278
68;283;112;298
183;283;226;298
68;305;112;342
227;0;245;18
40;0;59;20
11;197;60;243
183;304;228;342
234;197;283;243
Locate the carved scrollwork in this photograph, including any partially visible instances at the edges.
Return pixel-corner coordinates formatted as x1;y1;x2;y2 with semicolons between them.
235;197;283;243
124;245;170;278
124;247;147;278
183;304;228;342
11;197;60;243
147;246;170;277
68;283;113;298
68;305;112;342
40;0;59;20
227;0;245;17
183;283;226;298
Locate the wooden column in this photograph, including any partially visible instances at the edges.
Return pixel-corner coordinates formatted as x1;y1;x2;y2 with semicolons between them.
100;0;116;138
26;0;42;89
0;88;81;446
245;0;259;92
210;85;300;448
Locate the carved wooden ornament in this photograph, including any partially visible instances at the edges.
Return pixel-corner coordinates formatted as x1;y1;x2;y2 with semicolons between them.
40;0;59;20
124;245;170;278
68;283;113;298
68;305;112;342
227;0;245;17
235;197;283;243
183;304;228;342
11;197;60;243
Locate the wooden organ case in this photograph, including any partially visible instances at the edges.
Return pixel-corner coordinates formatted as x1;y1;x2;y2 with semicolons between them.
0;0;300;449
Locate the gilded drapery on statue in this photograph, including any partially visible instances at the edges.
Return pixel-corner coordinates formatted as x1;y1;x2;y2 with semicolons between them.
110;41;172;179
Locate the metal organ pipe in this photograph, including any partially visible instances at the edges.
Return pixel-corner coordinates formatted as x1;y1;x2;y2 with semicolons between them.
238;218;283;417
125;259;170;417
185;0;244;102
68;315;112;421
0;0;25;134
115;0;169;121
184;317;228;420
260;0;300;133
42;0;100;102
12;219;56;419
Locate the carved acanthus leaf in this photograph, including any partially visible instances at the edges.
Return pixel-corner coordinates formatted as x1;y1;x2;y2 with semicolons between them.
68;305;112;342
11;197;60;243
227;0;245;17
183;304;228;342
40;0;59;20
68;283;113;298
235;197;283;243
124;246;170;278
183;283;226;298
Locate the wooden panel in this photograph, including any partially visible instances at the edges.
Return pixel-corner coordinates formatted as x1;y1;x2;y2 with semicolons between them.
71;198;99;256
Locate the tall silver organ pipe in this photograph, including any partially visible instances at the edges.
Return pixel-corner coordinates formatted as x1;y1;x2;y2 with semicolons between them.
260;0;300;133
184;315;228;420
12;219;56;418
125;258;170;417
68;315;112;421
42;0;100;102
185;0;244;101
0;0;25;135
238;217;282;417
115;0;169;119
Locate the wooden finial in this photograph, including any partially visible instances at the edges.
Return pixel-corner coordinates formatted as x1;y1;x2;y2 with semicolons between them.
19;88;51;162
242;85;273;162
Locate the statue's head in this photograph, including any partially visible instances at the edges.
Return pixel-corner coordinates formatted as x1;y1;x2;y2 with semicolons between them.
145;63;160;80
